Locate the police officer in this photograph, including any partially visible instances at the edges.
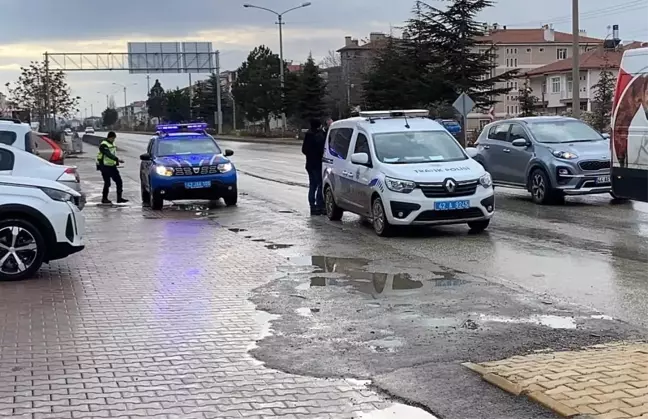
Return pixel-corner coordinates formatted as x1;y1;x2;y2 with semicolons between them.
97;131;128;204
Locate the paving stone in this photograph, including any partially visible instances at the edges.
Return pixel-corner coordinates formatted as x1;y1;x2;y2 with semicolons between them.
0;156;394;418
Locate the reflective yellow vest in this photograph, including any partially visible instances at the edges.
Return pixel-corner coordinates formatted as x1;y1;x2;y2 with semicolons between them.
97;140;117;166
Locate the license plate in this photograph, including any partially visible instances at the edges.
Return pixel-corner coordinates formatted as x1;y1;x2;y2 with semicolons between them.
596;175;610;184
434;200;470;211
185;181;211;189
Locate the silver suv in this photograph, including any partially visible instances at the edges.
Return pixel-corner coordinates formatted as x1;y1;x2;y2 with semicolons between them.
469;116;611;204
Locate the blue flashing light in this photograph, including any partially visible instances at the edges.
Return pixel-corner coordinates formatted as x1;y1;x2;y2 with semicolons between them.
156;122;208;134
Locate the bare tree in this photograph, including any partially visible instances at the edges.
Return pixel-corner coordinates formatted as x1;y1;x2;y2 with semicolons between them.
319;50;341;69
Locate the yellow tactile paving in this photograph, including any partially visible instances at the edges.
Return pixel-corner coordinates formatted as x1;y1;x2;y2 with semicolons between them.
463;343;648;418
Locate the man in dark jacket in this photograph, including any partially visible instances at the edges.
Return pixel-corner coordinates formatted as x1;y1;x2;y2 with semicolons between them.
302;119;326;215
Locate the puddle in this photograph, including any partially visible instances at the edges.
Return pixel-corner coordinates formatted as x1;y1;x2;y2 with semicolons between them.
289;256;465;297
295;307;312;317
228;228;247;233
368;337;403;353
423;317;463;328
252;239;266;242
356;403;438;418
247;310;280;353
266;244;293;250
479;314;577;329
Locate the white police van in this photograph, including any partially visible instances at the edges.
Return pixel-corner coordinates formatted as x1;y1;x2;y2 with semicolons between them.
322;109;494;236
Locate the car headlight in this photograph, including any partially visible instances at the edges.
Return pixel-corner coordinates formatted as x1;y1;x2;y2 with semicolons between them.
40;187;74;202
217;163;233;172
479;172;492;188
385;177;416;193
155;165;173;176
551;150;578;159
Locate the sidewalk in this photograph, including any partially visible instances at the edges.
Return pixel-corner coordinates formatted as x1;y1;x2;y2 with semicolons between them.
0;154;430;419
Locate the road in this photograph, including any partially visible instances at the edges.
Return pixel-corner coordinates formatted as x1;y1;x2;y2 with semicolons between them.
107;131;648;328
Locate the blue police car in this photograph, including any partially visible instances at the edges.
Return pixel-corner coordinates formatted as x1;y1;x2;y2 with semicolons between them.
139;123;237;210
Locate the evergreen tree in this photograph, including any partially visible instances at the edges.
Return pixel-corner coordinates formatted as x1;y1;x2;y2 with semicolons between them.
296;55;327;126
232;45;283;133
423;0;519;108
147;79;166;120
363;36;419;109
518;78;539;116
590;60;615;132
164;88;190;122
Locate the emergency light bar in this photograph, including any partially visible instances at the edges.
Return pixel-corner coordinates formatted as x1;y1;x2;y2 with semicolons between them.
156;122;208;133
359;109;429;119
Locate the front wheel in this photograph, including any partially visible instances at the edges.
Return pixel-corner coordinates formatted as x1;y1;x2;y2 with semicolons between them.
149;188;163;210
530;169;562;205
468;219;490;233
0;219;46;281
371;196;395;237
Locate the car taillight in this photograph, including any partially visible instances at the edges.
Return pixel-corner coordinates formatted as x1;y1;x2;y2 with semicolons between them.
58;167;80;183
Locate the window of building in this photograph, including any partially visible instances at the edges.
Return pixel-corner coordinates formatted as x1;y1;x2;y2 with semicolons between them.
557;48;568;60
539;48;545;52
513;58;518;67
551;77;561;93
526;48;531;52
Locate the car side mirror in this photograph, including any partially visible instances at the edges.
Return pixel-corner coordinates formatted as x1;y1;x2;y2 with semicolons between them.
602;133;610;139
465;147;479;158
511;138;529;147
140;153;151;161
350;152;369;165
224;149;234;157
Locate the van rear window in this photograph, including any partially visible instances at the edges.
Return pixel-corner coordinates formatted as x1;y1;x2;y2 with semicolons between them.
0;131;17;146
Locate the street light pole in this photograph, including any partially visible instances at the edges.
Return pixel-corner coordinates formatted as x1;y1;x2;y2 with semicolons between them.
243;2;312;132
571;0;580;118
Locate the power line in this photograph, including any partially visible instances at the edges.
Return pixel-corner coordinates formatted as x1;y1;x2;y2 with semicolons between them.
507;0;647;28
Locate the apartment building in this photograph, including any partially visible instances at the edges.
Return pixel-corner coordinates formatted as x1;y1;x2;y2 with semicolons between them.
524;41;646;115
468;24;604;129
337;32;389;107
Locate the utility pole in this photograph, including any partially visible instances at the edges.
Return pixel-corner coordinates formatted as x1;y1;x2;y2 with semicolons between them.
571;0;580;118
188;73;193;120
90;103;93;118
146;74;150;93
44;52;51;132
215;51;223;134
277;14;286;132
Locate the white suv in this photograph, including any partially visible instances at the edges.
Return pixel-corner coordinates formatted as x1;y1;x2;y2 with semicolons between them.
0;175;85;281
322;110;494;236
0;118;34;152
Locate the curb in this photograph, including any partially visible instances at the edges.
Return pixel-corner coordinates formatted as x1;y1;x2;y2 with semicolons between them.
463;363;583;417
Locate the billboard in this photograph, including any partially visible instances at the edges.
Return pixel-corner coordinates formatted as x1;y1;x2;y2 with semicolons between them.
128;42;182;74
182;42;215;73
127;42;217;74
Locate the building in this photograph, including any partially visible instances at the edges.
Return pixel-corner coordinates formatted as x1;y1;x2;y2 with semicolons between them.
337;32;389;107
524;41;646;115
469;23;604;129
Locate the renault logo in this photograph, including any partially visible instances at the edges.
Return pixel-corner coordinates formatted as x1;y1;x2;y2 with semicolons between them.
193;167;199;174
444;178;456;193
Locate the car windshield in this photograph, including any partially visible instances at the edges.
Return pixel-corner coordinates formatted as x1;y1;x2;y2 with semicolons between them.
156;138;221;156
528;120;604;143
372;130;466;164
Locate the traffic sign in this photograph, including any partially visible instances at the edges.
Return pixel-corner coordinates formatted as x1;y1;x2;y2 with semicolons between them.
453;92;475;117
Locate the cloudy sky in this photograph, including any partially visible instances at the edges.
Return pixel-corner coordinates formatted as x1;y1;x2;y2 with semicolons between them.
1;0;646;117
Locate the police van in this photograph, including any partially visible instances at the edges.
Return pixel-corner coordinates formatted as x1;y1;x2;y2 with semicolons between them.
322;110;494;236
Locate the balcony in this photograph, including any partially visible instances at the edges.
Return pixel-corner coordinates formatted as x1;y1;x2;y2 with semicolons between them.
560;89;589;102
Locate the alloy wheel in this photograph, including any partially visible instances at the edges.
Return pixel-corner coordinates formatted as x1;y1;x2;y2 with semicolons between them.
372;199;385;234
0;226;38;276
532;173;546;201
325;189;334;216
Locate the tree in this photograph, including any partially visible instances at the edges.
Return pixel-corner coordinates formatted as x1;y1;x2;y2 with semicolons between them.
590;59;615;132
232;45;283;132
7;61;79;130
102;107;118;127
165;88;190;122
147;79;166;119
319;50;340;69
294;55;327;126
518;78;539;116
413;0;519;109
363;36;420;109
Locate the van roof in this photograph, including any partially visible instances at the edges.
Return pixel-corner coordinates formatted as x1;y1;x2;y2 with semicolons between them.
330;116;447;134
621;46;648;74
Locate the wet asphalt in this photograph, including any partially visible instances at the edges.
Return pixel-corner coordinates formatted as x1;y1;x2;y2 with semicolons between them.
98;132;648;418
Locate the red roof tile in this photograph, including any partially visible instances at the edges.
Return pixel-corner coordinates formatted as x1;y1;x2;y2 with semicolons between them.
525;43;645;76
476;28;603;45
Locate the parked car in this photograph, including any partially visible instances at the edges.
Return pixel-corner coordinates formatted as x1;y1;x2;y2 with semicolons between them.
64;128;73;135
0;143;85;206
85;127;95;134
467;116;611;204
0;173;85;281
0;118;34;153
32;132;65;165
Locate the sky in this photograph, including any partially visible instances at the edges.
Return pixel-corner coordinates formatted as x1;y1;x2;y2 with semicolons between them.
0;0;646;118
